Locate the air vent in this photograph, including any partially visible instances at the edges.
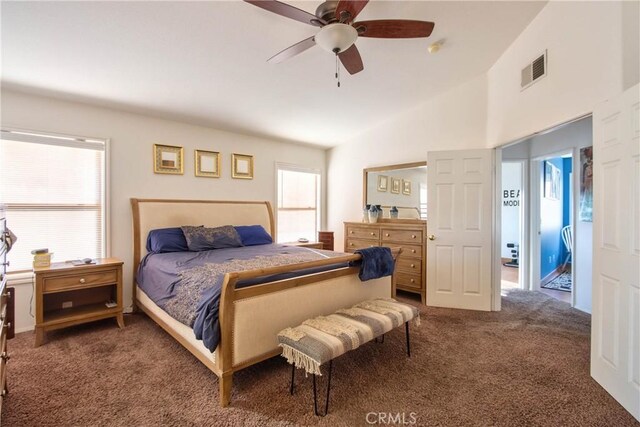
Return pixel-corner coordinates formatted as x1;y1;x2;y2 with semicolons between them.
521;51;547;90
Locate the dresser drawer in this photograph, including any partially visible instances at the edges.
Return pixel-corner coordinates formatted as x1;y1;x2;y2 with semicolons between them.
387;244;422;259
396;258;422;275
381;229;423;244
345;239;379;252
396;272;422;290
43;269;118;293
346;226;380;240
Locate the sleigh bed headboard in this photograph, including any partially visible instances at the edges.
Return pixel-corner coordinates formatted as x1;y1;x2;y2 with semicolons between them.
130;198;275;281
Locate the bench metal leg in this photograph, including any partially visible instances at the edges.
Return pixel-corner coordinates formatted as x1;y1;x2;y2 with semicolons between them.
290;364;295;395
312;360;333;417
405;322;411;357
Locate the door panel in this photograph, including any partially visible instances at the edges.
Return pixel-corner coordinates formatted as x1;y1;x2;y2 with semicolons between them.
427;149;494;311
591;83;640;421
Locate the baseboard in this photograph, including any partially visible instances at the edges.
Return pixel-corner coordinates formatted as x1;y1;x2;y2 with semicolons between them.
541;266;564;286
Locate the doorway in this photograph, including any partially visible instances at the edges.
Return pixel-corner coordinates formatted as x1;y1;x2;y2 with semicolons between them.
498;115;593;312
537;153;572;304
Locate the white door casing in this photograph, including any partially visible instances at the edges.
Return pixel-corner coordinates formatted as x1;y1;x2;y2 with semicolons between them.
591;84;640;421
426;149;495;311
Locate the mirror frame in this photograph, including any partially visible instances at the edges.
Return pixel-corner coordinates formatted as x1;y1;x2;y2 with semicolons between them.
362;161;427;219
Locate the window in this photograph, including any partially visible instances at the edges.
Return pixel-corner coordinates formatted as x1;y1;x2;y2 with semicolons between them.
276;165;321;243
0;129;107;272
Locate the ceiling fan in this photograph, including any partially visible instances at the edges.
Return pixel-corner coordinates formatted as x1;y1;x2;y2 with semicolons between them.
244;0;435;84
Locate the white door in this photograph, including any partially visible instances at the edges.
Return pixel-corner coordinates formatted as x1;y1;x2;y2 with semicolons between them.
591;83;640;421
426;149;495;311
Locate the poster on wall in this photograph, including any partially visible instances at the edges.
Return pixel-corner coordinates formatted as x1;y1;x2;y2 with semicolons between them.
544;161;561;200
579;146;593;222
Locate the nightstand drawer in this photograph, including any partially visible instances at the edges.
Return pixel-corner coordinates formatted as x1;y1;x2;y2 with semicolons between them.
396;258;422;274
346;226;379;240
345;239;379;252
396;272;422;290
381;229;423;243
43;269;118;293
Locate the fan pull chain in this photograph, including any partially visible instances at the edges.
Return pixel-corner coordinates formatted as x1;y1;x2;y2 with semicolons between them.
335;53;341;88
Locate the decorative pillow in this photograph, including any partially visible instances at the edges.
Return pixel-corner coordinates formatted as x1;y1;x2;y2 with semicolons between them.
234;225;273;246
146;227;189;253
181;225;243;251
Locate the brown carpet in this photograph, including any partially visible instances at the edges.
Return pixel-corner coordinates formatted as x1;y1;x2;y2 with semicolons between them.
3;290;638;427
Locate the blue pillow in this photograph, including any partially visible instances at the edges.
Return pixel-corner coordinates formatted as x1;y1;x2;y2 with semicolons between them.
234;225;273;246
146;227;189;253
181;225;243;251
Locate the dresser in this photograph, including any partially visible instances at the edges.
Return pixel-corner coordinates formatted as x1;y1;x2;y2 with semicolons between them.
0;207;15;416
344;220;426;303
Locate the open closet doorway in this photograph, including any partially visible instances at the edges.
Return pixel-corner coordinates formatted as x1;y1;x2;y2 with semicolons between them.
498;116;594;312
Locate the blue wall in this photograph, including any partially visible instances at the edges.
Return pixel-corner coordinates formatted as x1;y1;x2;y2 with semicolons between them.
540;157;571;279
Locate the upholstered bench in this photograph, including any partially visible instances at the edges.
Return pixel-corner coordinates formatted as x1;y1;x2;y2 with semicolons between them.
277;298;420;416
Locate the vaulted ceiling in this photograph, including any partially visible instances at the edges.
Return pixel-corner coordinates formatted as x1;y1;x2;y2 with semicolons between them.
1;1;546;146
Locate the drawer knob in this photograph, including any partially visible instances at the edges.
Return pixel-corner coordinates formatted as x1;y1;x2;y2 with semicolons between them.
385;233;389;237
1;389;5;397
411;264;415;268
411;249;416;253
410;279;415;283
370;232;375;236
79;278;86;284
411;235;416;239
350;231;354;234
350;243;354;246
1;351;9;361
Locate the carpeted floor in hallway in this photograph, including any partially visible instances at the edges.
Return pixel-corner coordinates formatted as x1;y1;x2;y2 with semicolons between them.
2;290;638;427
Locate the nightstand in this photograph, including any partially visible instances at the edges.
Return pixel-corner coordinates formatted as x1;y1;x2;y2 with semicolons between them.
33;257;124;347
283;241;325;249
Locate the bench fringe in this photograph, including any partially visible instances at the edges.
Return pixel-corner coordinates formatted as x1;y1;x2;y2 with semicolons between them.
279;344;322;377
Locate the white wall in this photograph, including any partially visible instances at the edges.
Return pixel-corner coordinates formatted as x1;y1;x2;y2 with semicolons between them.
327;75;488;250
501;162;522;258
1;89;327;332
487;1;629;147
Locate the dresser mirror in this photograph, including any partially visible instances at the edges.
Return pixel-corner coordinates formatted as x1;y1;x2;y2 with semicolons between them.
363;162;427;220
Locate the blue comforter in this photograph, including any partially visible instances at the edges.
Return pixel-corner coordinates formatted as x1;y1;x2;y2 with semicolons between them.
137;244;346;351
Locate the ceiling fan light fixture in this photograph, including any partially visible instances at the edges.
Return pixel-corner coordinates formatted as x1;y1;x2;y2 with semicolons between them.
314;23;358;54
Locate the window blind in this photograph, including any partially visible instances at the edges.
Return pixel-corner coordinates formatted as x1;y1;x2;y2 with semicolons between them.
276;166;321;243
0;129;107;272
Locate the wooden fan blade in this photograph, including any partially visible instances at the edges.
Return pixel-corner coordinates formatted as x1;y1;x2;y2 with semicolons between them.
355;20;435;38
335;0;369;23
244;0;325;27
338;44;364;75
267;36;316;63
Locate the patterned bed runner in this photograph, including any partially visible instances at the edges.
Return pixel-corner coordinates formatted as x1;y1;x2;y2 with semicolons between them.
278;298;420;376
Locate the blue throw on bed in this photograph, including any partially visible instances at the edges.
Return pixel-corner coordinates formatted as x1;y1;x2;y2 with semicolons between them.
136;244;347;352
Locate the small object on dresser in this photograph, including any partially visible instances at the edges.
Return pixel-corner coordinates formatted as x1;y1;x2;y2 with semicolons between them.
70;258;96;266
33;251;53;268
390;206;399;219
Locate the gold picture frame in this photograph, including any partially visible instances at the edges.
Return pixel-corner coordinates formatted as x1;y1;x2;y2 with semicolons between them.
402;179;412;195
390;177;401;194
195;150;221;178
377;175;388;192
153;144;184;175
232;153;254;179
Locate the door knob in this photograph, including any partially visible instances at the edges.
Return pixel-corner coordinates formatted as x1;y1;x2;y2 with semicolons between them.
428;235;436;241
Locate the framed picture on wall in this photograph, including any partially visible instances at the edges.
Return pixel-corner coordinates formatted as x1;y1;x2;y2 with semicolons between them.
390;177;401;194
377;175;388;192
544;161;560;200
579;146;593;222
402;179;412;195
195;150;221;178
153;144;184;175
232;153;254;179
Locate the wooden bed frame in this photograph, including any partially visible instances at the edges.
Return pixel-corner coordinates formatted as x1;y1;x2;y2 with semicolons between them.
130;198;395;407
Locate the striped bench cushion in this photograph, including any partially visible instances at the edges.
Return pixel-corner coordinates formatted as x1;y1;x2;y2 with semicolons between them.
277;298;420;376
